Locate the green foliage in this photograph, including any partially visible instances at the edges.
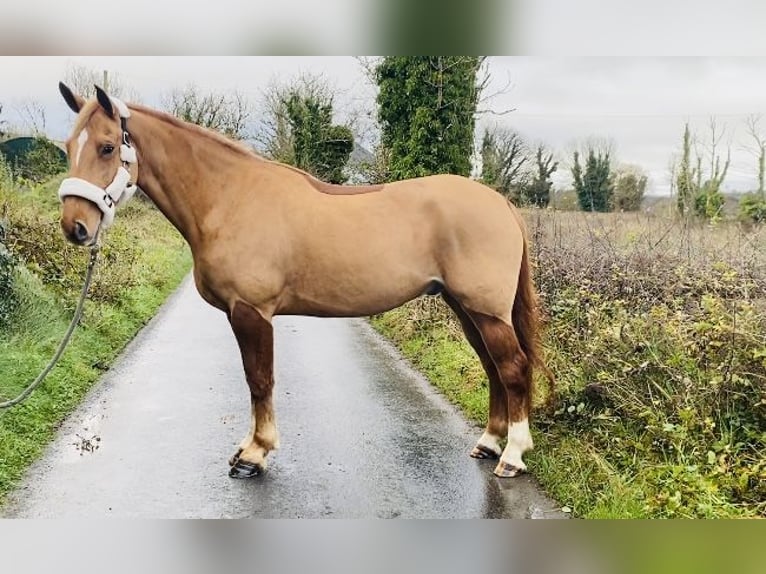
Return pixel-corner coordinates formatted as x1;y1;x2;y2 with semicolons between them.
522;144;558;208
0;137;66;184
738;193;766;224
0;103;7;139
694;183;725;220
3;193;140;306
373;210;766;518
675;122;730;221
0;218;16;328
572;148;613;212
479;127;528;201
612;167;647;212
284;92;354;184
0;176;191;506
676;124;696;217
376;57;482;180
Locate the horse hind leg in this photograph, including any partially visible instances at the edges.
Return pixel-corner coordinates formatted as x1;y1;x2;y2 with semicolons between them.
442;292;507;460
228;300;279;478
467;310;533;478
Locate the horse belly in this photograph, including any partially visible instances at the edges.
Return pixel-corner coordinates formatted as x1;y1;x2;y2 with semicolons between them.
281;254;440;317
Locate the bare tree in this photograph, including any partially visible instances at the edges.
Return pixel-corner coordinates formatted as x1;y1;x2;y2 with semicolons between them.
162;84;253;140
480;127;530;200
14;99;46;134
744;114;765;198
0;103;7;138
679;118;731;219
63;64;140;101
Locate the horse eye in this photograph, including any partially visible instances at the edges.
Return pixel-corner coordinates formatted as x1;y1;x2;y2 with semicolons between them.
102;145;115;156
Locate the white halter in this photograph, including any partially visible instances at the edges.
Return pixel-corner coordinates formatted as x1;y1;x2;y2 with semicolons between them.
58;97;137;228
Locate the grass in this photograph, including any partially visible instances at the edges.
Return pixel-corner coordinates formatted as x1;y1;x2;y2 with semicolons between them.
371;208;765;519
0;176;192;507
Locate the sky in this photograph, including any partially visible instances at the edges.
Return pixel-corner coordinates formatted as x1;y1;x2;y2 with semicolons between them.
2;56;766;195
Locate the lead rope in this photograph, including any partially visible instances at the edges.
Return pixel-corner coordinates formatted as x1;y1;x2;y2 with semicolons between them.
0;231;100;409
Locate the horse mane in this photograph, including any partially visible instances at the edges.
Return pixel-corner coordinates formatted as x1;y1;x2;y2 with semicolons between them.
129;104;265;160
130;104;383;195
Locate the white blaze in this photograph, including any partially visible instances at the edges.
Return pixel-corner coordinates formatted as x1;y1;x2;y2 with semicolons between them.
74;129;89;167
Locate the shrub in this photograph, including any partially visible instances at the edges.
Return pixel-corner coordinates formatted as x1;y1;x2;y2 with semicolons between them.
0;218;16;327
1;184;142;307
739;193;766;224
611;167;647;211
376;209;766;517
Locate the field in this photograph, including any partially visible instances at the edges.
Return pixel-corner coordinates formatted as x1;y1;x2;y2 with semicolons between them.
0;174;192;506
372;208;765;518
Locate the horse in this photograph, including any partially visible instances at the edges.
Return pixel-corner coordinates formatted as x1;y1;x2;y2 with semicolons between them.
56;83;550;480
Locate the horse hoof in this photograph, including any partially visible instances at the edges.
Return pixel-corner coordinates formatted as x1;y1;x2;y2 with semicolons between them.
228;448;243;467
493;461;525;478
471;444;500;460
229;460;264;479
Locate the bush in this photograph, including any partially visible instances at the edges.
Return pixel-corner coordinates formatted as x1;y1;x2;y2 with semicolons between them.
611;167;647;212
0;137;66;184
375;209;766;517
739;193;766;224
1;183;141;307
0;218;16;328
694;188;725;220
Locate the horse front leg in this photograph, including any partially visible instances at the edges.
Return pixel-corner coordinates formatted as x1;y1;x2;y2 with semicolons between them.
227;300;279;478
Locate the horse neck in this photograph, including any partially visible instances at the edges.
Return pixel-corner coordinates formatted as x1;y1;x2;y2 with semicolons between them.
128;110;247;250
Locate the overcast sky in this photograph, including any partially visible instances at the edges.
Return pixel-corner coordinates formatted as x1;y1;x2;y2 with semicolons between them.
2;57;766;194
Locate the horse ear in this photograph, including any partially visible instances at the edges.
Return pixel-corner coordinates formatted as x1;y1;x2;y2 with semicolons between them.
59;82;84;114
94;85;115;118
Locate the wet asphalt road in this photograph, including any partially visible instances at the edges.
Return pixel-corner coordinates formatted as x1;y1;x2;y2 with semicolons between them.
4;277;564;518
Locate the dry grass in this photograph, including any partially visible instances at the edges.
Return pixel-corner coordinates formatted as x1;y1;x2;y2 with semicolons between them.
372;208;766;518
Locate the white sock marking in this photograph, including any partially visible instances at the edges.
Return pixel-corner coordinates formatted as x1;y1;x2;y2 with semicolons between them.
477;431;502;455
500;418;533;469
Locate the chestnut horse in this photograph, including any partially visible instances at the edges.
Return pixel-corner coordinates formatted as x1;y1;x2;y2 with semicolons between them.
56;83;549;479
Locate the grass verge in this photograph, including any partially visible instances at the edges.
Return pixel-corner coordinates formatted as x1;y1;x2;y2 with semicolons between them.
371;209;765;519
0;177;191;507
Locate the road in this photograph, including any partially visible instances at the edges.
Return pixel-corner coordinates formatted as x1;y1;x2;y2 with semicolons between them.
4;277;564;518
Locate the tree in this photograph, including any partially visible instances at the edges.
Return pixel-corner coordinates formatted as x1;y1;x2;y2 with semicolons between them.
284;92;353;184
674;121;730;220
479;127;529;201
355;144;392;185
14;99;46;135
612;165;648;211
744;115;765;199
375;57;483;180
572;143;613;212
0;103;7;139
3;137;67;183
64;64;139;101
694;119;729;220
162;85;252;140
739;116;766;223
522;144;558;208
676;123;696;217
255;75;354;183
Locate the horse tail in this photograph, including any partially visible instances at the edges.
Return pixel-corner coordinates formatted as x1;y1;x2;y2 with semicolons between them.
508;202;555;407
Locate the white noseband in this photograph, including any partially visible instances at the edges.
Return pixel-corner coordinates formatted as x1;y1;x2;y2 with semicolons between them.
58;97;137;229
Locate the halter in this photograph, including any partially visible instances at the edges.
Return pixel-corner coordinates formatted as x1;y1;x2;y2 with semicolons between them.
58;97;138;228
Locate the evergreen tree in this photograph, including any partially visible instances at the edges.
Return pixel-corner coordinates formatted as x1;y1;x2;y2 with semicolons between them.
676;123;696;217
572;147;613;212
522;144;558;208
284;92;354;184
375;57;483;180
